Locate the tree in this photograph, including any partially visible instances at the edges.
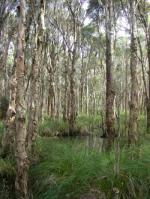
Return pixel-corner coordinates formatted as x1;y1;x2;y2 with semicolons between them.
15;0;28;198
104;0;116;150
27;0;45;152
138;0;150;133
128;0;138;145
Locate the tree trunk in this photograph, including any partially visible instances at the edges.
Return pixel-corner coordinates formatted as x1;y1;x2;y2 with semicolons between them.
69;49;76;134
124;49;128;136
104;0;116;150
86;72;89;116
27;0;45;151
62;45;69;121
80;49;84;114
128;0;138;145
137;2;150;133
15;0;28;198
147;26;150;133
67;3;77;135
47;43;56;118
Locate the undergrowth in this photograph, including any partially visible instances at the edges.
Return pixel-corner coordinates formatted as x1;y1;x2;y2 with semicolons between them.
38;113;147;138
30;137;150;199
0;157;16;199
0;121;15;199
0;114;149;198
38;115;102;137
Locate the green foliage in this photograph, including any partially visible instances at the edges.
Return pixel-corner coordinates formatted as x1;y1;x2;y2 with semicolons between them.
38;113;148;143
82;25;96;38
30;137;150;199
0;158;16;199
0;158;15;177
38;115;102;137
138;114;147;135
38;117;69;137
77;115;101;134
30;138;108;199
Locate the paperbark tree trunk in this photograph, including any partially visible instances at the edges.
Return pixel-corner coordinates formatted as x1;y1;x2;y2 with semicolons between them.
104;0;116;150
146;26;150;133
47;42;56;118
80;48;84;114
69;47;76;134
86;73;89;116
62;44;69;121
15;0;28;198
67;2;77;135
137;1;150;133
27;0;45;151
128;0;138;145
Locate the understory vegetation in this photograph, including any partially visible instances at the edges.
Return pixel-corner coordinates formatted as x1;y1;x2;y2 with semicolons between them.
38;115;101;137
0;116;150;199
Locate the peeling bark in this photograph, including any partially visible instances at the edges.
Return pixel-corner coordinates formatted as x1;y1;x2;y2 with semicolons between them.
15;0;28;198
104;0;116;150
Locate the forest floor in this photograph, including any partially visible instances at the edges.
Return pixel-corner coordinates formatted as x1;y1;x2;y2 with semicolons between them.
0;116;150;199
29;136;150;199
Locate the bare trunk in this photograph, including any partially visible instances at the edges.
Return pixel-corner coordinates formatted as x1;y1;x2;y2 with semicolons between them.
104;0;116;150
47;79;55;117
38;66;45;121
27;0;45;151
128;0;138;145
86;73;89;116
147;27;150;133
69;50;76;134
80;50;84;114
138;4;150;133
67;3;77;135
15;0;28;198
47;43;56;118
124;51;128;135
63;48;69;121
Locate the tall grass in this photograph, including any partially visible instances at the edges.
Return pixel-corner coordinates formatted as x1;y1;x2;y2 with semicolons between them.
0;114;149;198
30;137;150;199
38;117;69;136
0;157;16;199
38;115;102;137
38;113;147;138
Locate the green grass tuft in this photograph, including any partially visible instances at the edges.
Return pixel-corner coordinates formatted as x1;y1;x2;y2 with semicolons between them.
38;115;102;137
38;117;69;137
30;137;150;199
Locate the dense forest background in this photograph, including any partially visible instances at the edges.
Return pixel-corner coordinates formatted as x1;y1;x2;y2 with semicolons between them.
0;0;150;198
